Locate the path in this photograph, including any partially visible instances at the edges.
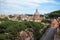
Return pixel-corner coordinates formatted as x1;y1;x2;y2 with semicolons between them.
54;35;60;40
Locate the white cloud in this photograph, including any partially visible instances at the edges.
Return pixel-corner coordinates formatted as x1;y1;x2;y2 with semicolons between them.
1;0;60;8
0;0;60;14
1;0;59;9
50;1;60;4
5;0;39;7
3;0;55;7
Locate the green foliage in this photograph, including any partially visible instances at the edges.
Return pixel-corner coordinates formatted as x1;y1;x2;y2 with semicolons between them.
0;20;27;40
9;15;14;18
0;10;60;40
0;18;47;40
24;21;44;40
0;34;6;40
48;10;60;18
0;17;9;21
42;19;51;23
1;10;60;40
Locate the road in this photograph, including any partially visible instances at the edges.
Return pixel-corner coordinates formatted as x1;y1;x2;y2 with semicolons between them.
54;35;60;40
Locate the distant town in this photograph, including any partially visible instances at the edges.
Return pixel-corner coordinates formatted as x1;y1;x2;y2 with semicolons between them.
0;9;60;23
0;9;44;22
0;9;60;40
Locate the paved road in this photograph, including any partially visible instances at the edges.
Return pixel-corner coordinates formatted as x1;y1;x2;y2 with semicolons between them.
54;35;60;40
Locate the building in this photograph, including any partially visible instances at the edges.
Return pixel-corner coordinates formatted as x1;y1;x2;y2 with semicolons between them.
8;14;21;21
20;9;42;22
0;14;6;18
0;9;42;22
33;9;42;22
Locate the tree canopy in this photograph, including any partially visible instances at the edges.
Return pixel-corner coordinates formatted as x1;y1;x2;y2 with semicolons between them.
0;18;46;40
48;10;60;18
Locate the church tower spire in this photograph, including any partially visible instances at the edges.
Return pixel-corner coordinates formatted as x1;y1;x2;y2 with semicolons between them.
36;9;38;12
34;9;40;16
33;9;42;22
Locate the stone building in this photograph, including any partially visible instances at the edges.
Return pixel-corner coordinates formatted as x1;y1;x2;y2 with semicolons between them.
0;9;42;22
33;9;42;22
0;14;6;18
8;14;21;21
21;9;42;22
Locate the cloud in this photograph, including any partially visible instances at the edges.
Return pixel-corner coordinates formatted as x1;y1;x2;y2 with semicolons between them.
0;0;60;14
1;0;60;8
4;0;39;7
1;0;59;8
1;0;55;7
50;1;60;4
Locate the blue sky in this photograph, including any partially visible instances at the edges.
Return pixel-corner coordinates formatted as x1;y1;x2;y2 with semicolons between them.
0;0;60;14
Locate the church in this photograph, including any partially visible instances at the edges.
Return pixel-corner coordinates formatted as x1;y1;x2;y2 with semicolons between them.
21;9;42;22
5;9;42;22
33;9;42;22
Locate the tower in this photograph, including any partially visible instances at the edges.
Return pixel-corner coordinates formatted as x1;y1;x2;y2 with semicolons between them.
33;9;42;22
34;9;40;16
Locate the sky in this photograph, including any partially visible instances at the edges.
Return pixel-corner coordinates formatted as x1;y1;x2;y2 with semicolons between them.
0;0;60;14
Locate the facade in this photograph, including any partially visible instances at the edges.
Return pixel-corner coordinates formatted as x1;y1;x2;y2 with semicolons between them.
33;9;42;22
0;9;42;22
0;15;6;18
8;14;21;21
20;9;42;22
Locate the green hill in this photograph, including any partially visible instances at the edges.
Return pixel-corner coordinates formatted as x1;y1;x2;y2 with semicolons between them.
48;10;60;18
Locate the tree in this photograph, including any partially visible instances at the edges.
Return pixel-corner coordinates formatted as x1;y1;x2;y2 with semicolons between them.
9;15;14;18
0;20;47;40
48;10;60;18
24;21;44;40
0;34;7;40
0;20;27;40
42;19;51;23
